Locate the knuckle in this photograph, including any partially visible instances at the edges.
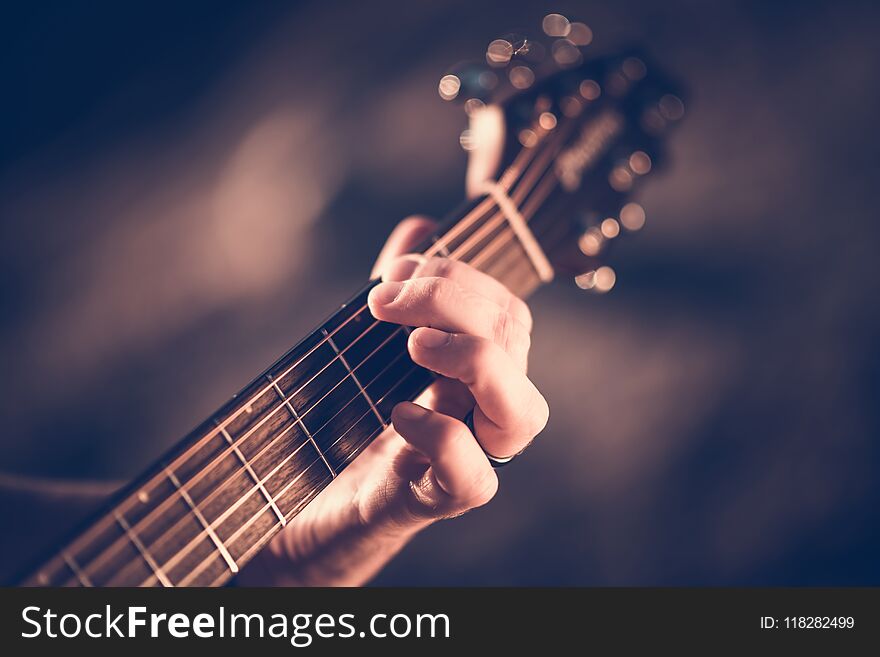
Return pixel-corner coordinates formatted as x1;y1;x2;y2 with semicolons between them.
421;276;452;306
467;469;499;508
456;336;496;386
427;257;455;279
440;419;473;450
493;309;530;354
521;389;550;438
492;309;514;347
533;393;550;435
472;338;498;379
509;296;533;332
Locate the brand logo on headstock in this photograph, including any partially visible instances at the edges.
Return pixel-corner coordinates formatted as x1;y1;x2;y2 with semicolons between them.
555;110;624;191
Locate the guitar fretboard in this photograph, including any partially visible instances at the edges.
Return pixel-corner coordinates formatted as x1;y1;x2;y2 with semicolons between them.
19;92;620;586
22;190;551;587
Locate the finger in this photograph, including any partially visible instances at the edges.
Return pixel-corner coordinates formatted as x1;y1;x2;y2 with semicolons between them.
408;328;548;458
367;276;531;366
371;216;437;279
391;402;498;516
382;255;532;332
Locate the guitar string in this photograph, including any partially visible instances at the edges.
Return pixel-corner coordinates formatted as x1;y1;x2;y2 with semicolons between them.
61;199;540;586
172;356;425;586
45;193;502;574
129;344;417;586
59;134;567;587
127;211;546;587
154;109;629;586
174;169;568;586
184;365;429;587
137;163;568;587
105;330;409;585
193;110;634;586
117;224;525;586
471;165;562;271
50;116;569;586
170;218;556;586
62;108;567;569
81;319;407;582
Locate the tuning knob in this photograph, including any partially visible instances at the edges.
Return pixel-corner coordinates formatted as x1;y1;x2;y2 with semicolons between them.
578;226;605;257
542;13;593;45
541;13;592;68
575;266;616;293
487;32;544;67
619;202;646;232
438;62;498;104
641;93;686;135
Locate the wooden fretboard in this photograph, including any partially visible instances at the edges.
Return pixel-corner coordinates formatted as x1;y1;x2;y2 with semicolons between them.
20;190;553;587
18;83;628;586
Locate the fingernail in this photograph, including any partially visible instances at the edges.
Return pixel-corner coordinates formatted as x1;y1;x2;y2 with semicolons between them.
369;281;404;306
414;328;451;348
395;402;430;420
382;254;424;282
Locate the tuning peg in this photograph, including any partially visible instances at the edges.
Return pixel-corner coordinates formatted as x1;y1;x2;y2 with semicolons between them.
578;226;605;257
567;22;593;46
438;61;499;106
608;165;634;192
628;151;652;175
622;57;647;81
541;13;592;68
575;266;616;293
577;208;625;257
487;32;546;68
600;217;621;238
540;13;593;44
508;64;536;90
542;13;570;37
608;147;654;191
641;93;686;134
486;38;515;67
619;202;646;231
551;38;582;67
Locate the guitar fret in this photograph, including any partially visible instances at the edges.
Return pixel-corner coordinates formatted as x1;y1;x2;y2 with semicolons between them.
217;423;286;527
61;550;92;587
164;467;239;574
431;234;452;256
20;122;559;586
267;375;338;478
114;511;173;587
178;459;329;586
322;328;387;429
479;181;554;283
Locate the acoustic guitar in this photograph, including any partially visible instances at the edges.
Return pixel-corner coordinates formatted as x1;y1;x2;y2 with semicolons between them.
18;16;684;586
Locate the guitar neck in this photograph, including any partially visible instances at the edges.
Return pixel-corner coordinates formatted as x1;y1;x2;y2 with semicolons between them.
21;176;558;587
14;36;683;587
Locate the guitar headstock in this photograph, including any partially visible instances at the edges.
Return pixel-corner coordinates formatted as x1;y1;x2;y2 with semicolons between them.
439;13;685;293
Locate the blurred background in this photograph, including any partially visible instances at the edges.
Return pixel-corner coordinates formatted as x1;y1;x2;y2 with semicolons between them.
1;0;879;585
